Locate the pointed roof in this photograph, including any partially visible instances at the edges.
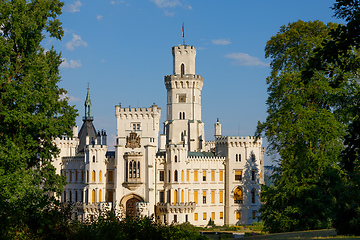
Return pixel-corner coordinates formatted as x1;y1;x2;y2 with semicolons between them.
78;86;97;153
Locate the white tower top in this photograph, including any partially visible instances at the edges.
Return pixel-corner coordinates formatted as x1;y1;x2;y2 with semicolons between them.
172;45;196;75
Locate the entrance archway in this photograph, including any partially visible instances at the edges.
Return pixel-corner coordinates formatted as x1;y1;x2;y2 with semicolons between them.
120;194;144;217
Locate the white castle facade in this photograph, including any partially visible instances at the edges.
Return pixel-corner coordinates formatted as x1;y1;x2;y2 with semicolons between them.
53;44;265;226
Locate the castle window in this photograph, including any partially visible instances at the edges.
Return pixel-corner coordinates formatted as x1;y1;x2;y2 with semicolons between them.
252;188;256;204
194;191;198;204
174;170;178;182
203;171;206;181
252;169;256;181
235;170;242;181
159;191;165;203
159;171;164;181
194;213;198;221
75;171;78;181
194;170;198;181
211;171;215;181
203;191;206;204
219;190;223;203
181;170;184;182
220;212;223;219
167;190;171;203
168;170;171;182
252;211;257;219
181;190;184;203
82;171;84;182
99;170;102;182
181;63;185;76
69;171;72;182
234;187;243;204
203;212;207;220
108;190;113;202
236;211;241;220
92;190;95;203
75;190;78;202
175;155;177;162
92;170;96;182
219;170;223;181
108;170;113;182
99;189;102;202
211;191;215;204
69;191;72;202
63;191;66;202
174;190;178;204
137;161;140;178
183;112;185;119
93;156;95;163
187;170;189;182
129;162;132;178
87;170;89;183
174;215;177;223
133;162;136;178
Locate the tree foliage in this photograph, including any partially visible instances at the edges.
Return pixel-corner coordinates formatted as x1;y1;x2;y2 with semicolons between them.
302;0;360;235
0;0;77;238
256;20;350;233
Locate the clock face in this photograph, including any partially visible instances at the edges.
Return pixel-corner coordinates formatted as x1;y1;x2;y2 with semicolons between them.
179;94;186;103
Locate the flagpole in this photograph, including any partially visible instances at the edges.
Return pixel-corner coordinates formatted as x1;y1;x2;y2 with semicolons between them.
182;22;185;45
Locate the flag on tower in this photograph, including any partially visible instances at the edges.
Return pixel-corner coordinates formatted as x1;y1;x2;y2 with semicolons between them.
182;23;184;37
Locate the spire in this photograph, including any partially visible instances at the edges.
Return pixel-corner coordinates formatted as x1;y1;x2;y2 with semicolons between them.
84;83;92;120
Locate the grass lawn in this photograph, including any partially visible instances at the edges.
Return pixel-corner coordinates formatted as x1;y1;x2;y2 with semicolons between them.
243;229;360;240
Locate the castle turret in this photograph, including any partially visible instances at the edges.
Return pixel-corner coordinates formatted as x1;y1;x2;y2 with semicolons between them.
215;118;222;137
164;45;204;151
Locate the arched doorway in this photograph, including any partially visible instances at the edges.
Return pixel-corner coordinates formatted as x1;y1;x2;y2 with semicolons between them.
126;197;140;217
121;194;145;218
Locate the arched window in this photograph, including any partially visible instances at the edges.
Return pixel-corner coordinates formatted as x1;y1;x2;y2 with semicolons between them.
137;161;140;178
133;161;136;178
181;63;185;76
99;189;102;202
174;170;178;182
174;190;178;204
92;170;95;182
234;187;243;204
179;112;182;119
92;189;95;203
93;156;95;163
129;162;132;178
251;189;256;204
99;170;102;182
175;155;177;162
183;112;185;119
236;154;238;162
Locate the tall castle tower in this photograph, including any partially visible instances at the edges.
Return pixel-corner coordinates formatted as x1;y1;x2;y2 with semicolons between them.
164;45;204;151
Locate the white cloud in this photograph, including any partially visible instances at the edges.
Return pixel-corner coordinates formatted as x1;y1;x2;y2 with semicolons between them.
164;10;175;17
212;39;231;45
97;15;103;20
60;58;82;69
110;0;115;4
59;93;81;102
63;0;82;13
150;0;191;16
225;53;269;67
151;0;181;8
66;34;88;51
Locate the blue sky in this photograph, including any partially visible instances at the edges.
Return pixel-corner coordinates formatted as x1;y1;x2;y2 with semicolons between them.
48;0;343;165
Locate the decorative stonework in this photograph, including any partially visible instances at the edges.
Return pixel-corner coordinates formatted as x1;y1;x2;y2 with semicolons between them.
126;132;141;149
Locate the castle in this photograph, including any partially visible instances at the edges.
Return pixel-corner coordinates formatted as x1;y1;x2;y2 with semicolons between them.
53;44;265;226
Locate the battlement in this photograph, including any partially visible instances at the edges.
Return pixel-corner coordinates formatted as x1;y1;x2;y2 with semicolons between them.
115;104;161;117
215;135;262;147
164;75;203;90
187;155;225;162
63;155;84;162
172;44;196;53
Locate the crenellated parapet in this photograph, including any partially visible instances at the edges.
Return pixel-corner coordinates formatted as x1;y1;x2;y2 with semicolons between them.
115;104;161;119
164;75;203;91
63;155;84;162
187;155;225;163
215;136;262;148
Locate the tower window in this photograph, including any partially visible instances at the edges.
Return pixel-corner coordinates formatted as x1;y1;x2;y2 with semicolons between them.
181;63;185;76
235;170;242;181
234;187;243;204
174;170;178;182
252;188;256;204
159;171;164;181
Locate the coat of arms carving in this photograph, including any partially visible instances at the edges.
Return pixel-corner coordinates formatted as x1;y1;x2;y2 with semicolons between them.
126;132;141;149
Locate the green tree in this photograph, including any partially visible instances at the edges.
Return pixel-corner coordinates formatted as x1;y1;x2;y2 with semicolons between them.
303;0;360;235
256;20;348;233
0;0;77;238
